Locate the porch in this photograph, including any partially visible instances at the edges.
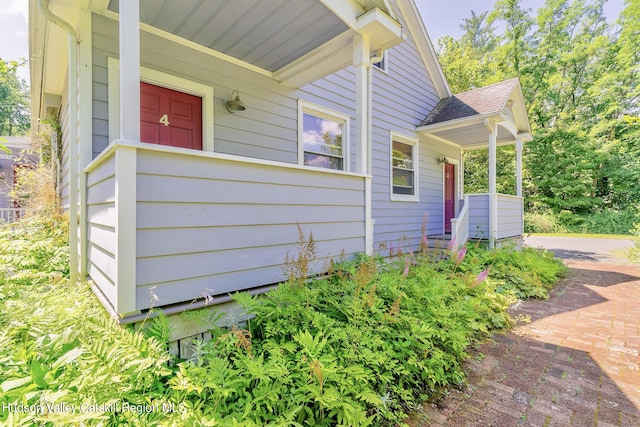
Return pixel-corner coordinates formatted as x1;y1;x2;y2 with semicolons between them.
85;140;367;319
418;79;533;248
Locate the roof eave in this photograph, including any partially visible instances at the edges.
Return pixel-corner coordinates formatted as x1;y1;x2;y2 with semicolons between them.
417;112;499;134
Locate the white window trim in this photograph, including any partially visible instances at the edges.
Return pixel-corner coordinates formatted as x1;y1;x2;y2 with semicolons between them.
297;99;350;172
372;50;389;74
390;131;419;202
107;57;214;151
441;157;460;233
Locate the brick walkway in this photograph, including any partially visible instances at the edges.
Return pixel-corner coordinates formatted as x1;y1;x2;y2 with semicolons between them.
413;261;640;426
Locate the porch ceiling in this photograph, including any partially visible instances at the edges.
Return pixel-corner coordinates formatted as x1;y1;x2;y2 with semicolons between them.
107;0;348;73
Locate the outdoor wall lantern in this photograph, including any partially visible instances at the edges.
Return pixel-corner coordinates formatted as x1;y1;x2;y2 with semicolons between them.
437;155;449;164
225;90;246;113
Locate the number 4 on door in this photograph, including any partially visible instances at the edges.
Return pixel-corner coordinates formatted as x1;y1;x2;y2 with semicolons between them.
159;114;170;127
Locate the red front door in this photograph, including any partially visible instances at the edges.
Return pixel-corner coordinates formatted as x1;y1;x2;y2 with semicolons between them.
140;82;203;150
444;163;455;233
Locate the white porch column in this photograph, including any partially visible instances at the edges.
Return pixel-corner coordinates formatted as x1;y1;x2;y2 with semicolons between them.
516;138;523;197
119;0;140;142
486;119;497;248
354;33;373;255
116;0;138;315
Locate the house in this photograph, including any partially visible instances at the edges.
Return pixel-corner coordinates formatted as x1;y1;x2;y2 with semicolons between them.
29;0;532;329
0;136;36;222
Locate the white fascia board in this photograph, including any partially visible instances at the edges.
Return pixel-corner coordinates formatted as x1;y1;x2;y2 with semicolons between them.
416;113;495;135
356;7;405;52
395;0;451;99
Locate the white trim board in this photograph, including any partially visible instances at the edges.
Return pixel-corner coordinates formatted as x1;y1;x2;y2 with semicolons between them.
297;99;351;172
389;131;419;202
107;57;215;152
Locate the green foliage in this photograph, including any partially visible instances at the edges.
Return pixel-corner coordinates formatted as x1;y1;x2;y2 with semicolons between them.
455;245;567;299
437;1;640;227
525;207;638;235
524;211;567;233
1;216;566;425
0;58;30;136
0;217;177;426
526;129;601;213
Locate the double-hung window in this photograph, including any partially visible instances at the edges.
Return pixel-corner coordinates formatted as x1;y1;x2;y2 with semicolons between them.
299;101;349;171
391;133;419;201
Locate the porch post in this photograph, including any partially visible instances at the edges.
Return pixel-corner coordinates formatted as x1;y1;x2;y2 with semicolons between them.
116;0;138;315
354;33;373;255
119;0;140;142
486;119;497;248
516;138;523;197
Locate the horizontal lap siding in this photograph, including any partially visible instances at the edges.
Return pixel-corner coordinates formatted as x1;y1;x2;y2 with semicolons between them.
497;196;523;238
59;91;71;209
371;0;455;253
468;195;489;239
135;149;366;310
86;153;117;305
91;13;300;163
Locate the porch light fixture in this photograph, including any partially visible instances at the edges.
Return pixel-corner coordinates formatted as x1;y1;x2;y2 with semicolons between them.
225;90;246;113
437;155;449;164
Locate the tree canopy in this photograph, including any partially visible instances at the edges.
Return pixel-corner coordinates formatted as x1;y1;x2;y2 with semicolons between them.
436;0;639;233
0;59;30;136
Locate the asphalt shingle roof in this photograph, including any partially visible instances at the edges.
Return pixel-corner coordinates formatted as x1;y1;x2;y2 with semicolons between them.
419;78;520;127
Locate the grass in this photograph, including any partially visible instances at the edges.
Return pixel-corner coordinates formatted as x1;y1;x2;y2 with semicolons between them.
527;233;633;239
0;216;567;426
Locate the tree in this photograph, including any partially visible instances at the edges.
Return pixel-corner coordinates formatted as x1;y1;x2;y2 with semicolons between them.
0;59;30;136
437;0;640;233
488;0;534;78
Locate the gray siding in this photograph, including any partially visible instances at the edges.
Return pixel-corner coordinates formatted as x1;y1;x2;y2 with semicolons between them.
92;13;359;170
497;195;524;238
467;194;524;240
86;154;117;305
468;194;489;239
370;0;459;253
59;88;71;209
134;148;366;310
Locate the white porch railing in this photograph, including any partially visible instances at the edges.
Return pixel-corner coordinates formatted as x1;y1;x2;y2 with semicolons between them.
84;140;369;317
450;195;470;248
0;208;28;223
464;193;524;242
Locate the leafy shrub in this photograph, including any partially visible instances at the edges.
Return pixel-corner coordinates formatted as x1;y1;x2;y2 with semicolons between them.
0;216;566;426
0;216;176;426
525;207;638;235
457;245;567;299
570;207;638;235
524;211;567;233
629;215;640;265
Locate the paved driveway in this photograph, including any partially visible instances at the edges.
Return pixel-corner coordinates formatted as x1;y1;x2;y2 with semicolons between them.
412;237;640;426
523;235;635;264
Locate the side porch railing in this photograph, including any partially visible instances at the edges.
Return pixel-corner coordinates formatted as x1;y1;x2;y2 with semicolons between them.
451;193;524;247
85;140;369;318
450;195;469;248
0;208;28;223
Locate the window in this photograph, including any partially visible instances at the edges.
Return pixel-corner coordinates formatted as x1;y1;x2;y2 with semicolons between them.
298;101;349;171
372;51;388;72
391;134;418;201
